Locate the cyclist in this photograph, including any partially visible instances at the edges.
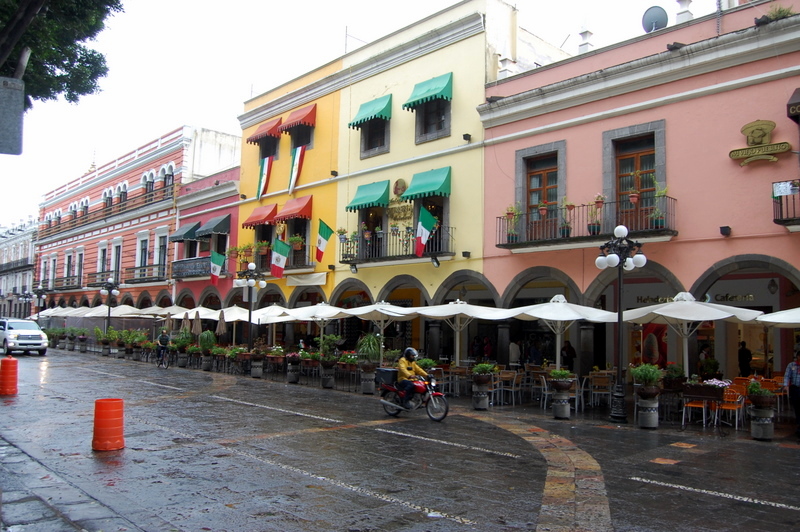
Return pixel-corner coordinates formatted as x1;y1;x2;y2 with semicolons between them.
156;328;171;367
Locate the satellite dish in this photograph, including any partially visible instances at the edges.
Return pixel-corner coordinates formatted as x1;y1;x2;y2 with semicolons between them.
642;6;668;33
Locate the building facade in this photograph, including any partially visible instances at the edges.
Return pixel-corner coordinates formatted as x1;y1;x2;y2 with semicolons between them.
0;218;38;318
478;0;800;374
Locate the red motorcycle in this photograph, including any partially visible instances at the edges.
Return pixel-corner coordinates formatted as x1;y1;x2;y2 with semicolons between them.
379;374;449;421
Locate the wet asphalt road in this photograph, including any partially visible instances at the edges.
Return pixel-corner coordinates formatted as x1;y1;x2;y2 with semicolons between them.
1;351;799;531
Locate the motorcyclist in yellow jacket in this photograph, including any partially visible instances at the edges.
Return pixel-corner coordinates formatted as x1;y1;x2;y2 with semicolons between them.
397;347;427;409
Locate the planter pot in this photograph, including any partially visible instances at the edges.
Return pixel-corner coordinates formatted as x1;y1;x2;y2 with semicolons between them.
553;391;571;419
629;193;640;204
360;362;377;373
291;242;303;250
587;223;601;236
57;339;66;349
363;231;372;241
287;363;301;383
550;379;572;392
201;355;213;371
661;377;686;390
507;233;518;243
538;207;548;217
131;348;142;362
320;365;335;388
595;200;604;210
79;342;88;353
67;339;76;351
559;226;571;238
338;234;347;243
176;352;188;367
101;345;110;356
748;394;776;409
472;383;490;410
638;397;659;429
360;371;376;394
750;406;775;441
652;217;665;229
473;374;492;386
636;385;661;400
116;348;125;359
251;359;264;378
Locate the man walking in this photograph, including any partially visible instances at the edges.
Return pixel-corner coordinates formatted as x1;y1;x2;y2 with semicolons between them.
784;351;800;438
738;341;752;377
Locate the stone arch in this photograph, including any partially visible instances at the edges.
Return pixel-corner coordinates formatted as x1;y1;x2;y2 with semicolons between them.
120;294;134;306
500;266;582;308
135;291;154;308
432;269;501;306
174;288;197;308
584;259;684;306
287;287;326;308
197;286;223;309
151;290;173;307
691;254;800;298
330;278;374;305
90;295;104;307
377;274;432;305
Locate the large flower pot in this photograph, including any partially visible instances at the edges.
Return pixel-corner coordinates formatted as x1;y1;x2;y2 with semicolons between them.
251;357;264;378
101;344;110;356
287;363;301;383
78;339;88;353
320;365;335;388
748;395;776;441
177;353;188;367
551;379;572;419
637;397;659;429
360;370;376;394
67;339;76;351
472;383;490;410
131;348;142;362
201;355;213;371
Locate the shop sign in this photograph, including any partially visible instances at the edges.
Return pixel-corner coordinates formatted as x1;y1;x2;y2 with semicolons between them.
728;120;791;166
714;293;755;302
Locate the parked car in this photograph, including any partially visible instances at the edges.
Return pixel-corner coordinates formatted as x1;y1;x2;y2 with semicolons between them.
0;318;48;355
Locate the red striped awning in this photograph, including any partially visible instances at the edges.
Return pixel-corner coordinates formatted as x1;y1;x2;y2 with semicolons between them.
278;104;317;133
242;204;278;228
246;117;282;144
274;195;313;222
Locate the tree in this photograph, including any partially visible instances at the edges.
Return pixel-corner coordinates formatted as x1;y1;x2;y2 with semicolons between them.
0;0;123;108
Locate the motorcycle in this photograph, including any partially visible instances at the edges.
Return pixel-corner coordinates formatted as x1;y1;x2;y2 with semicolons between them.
379;374;449;421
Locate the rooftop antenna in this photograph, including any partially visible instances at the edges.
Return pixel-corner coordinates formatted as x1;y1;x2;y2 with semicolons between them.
642;6;668;33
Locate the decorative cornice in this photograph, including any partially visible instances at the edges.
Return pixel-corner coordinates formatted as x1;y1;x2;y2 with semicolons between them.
479;17;800;129
238;13;484;130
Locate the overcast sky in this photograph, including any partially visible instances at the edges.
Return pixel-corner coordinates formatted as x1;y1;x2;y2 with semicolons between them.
0;0;731;227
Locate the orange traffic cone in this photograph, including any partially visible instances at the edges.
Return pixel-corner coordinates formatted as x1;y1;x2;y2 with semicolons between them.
0;355;18;395
92;398;125;451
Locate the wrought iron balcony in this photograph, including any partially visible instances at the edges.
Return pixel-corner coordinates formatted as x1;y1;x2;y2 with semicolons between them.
772;181;800;227
339;225;455;265
52;275;81;290
124;264;169;284
86;270;121;287
0;258;33;273
172;257;226;280
496;197;677;249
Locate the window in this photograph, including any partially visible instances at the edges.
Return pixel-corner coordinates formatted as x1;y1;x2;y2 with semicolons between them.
260;137;279;159
415;99;450;144
527;155;558;220
616;136;655;205
164;173;174;199
360;118;390;158
290;125;313;149
103;194;112;209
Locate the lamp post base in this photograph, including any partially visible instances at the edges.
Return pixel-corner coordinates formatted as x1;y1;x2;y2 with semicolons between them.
609;384;628;424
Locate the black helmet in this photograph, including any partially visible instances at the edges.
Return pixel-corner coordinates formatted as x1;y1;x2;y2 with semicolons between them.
403;347;418;361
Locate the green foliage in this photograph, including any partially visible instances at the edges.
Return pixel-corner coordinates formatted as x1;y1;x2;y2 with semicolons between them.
355;333;381;362
768;4;796;20
746;380;774;396
630;363;662;386
105;326;119;343
472;363;498;375
315;334;342;357
211;346;227;357
0;1;124;108
699;357;720;375
93;326;104;341
665;362;683;378
186;344;202;355
198;330;216;353
416;358;436;371
550;369;572;379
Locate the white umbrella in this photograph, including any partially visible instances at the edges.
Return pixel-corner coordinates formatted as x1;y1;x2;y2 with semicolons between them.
393;300;508;366
623;292;763;377
343;302;418;366
756;307;800;328
287;303;350;353
156;304;190;317
215;310;228;336
495;294;617;370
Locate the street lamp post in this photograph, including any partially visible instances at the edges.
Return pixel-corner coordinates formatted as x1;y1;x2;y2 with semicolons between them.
234;262;267;351
20;292;34;318
595;225;647;424
32;285;47;323
99;278;121;333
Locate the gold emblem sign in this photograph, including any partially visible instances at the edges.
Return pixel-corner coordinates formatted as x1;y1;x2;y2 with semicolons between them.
729;120;791;166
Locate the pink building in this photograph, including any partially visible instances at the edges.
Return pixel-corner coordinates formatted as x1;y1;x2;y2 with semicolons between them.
478;1;800;376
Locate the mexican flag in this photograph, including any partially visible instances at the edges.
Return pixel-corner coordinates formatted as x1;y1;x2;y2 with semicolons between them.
257;156;273;197
315;219;334;262
288;145;305;195
415;206;437;257
210;251;225;285
271;239;291;278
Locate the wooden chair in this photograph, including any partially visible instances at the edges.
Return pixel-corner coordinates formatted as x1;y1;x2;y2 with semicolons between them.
590;374;612;407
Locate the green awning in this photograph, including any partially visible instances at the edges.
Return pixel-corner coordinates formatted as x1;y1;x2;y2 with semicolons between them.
348;95;392;129
195;214;231;239
346;180;390;212
402;73;453;110
401;167;451;201
168;222;201;242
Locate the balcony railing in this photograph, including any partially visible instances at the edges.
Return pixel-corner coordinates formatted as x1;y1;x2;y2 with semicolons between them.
86;270;121;287
172;257;224;280
339;225;455;264
52;275;81;290
772;181;800;226
0;258;33;273
496;197;677;248
124;263;168;284
37;185;176;240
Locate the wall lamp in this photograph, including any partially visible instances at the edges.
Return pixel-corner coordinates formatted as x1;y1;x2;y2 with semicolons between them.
461;251;471;258
331;171;338;177
462;133;471;142
240;194;247;200
720;226;731;237
350;264;358;274
327;264;335;271
431;256;440;268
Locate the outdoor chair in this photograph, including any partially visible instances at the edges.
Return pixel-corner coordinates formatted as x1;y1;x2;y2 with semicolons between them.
718;388;745;430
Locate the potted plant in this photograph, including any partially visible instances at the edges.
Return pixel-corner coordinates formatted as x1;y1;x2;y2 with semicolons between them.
747;380;776;441
628;188;640;204
561;197;575;212
356;332;381;394
226;245;240;258
549;368;573;391
471;363;498;385
239;242;254;259
336;227;348;242
594;192;606;209
198;330;216;355
254;240;271;255
746;380;776;408
631;363;661;398
287;234;305;250
662;362;685;389
416;358;436;371
537;201;548;217
389;222;399;234
361;221;372;241
559;219;571;238
506;202;522;221
286;351;301;383
698;357;721;380
550;368;573;419
648;183;668;228
587;204;602;235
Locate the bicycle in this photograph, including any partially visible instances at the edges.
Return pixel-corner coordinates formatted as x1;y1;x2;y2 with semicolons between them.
155;345;170;369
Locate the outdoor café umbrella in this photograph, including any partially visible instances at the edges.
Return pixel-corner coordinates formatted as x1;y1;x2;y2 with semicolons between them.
623;292;763;377
192;311;203;336
495;294;617;370
180;312;191;334
393;300;508;366
215;310;228;336
756;306;800;328
287;303;350;354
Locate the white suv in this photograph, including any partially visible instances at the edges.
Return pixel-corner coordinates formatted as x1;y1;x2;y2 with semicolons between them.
0;318;48;355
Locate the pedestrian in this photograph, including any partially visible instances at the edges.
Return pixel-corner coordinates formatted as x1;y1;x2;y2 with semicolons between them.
528;341;543;365
483;336;493;361
699;344;712;360
738;341;752;377
783;351;800;437
471;336;482;362
508;339;521;367
561;340;577;371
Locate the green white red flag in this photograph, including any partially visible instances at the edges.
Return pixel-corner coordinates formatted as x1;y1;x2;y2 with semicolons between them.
271;239;291;278
415;206;437;257
288;145;305;195
257;156;273;197
210;251;225;285
315;219;334;262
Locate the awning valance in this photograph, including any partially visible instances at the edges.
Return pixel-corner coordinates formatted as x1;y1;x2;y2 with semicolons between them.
278;104;317;133
401;167;451;201
274;195;313;222
246;117;282;144
169;222;201;242
402;72;453;110
242;204;278;228
346;181;390;212
195;214;231;239
348;95;392;129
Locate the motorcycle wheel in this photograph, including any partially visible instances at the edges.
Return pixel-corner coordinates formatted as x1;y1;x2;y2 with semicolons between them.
426;395;449;422
382;391;401;417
